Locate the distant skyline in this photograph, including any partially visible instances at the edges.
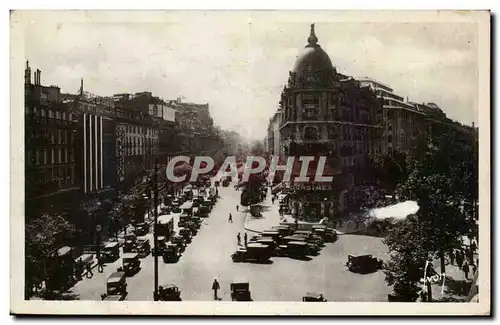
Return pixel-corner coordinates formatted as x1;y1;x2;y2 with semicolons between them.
21;11;479;140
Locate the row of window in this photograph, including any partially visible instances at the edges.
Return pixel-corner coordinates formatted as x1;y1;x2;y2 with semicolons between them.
27;128;74;145
124;125;158;135
299;125;377;141
27;148;75;166
28;106;73;121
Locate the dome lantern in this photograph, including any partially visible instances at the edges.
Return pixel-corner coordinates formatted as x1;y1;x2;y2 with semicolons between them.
307;23;319;47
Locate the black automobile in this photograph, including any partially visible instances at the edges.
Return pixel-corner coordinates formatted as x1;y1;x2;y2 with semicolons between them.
101;271;127;301
346;254;384;274
157;284;182;301
302;292;327;302
162;244;180;263
135;222;150;236
178;228;192;243
152;236;167;256
230;280;252;301
171;235;186;252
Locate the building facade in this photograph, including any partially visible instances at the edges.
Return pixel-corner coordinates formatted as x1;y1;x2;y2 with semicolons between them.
358;77;426;154
112;92;163;187
24;62;80;218
276;25;383;219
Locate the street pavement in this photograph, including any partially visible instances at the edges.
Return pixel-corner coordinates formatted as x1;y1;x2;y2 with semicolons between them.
71;181;392;301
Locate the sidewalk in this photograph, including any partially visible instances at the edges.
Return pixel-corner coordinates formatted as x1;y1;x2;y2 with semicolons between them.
242;192;370;235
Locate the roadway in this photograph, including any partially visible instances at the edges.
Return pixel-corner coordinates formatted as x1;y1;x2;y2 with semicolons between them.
71;181;392;301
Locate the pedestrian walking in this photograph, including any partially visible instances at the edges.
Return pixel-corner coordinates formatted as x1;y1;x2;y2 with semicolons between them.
212;279;220;300
97;255;105;273
471;262;477;274
244;233;248;247
462;262;470;280
449;250;455;265
236;205;239;212
228;213;233;223
86;263;93;278
237;233;241;246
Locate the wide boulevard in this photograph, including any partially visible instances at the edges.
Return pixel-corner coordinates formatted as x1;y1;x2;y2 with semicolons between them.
71;181;391;301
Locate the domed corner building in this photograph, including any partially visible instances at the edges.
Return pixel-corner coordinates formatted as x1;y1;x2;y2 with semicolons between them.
277;24;383;221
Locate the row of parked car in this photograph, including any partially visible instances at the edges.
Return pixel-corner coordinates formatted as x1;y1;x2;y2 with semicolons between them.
231;224;338;263
156;191;218;263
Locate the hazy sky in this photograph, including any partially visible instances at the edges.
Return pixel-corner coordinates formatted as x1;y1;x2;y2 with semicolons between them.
21;12;479;140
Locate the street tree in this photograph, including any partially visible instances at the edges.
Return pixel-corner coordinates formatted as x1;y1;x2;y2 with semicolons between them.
383;215;430;301
396;128;476;274
25;214;75;296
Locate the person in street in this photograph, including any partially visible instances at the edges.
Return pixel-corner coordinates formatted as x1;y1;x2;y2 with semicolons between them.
471;261;477;275
212;279;220;300
244;233;248;247
97;255;105;273
236;205;239;212
448;250;455;265
86;263;93;278
237;233;241;246
462;261;470;280
471;239;477;254
456;250;464;268
228;213;233;223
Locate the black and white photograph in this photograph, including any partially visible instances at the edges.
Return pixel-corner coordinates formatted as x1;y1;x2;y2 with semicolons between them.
10;10;490;315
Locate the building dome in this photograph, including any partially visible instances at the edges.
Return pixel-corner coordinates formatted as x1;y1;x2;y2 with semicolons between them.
292;24;334;76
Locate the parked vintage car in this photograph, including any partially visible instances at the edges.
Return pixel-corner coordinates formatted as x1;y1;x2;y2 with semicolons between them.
302;292;327;302
162;244;180;263
186;221;199;235
178;214;190;228
171;235;186;252
198;205;210;218
261;230;281;242
101;271;127;301
325;228;338;242
102;242;120;262
136;237;151;258
122;240;136;254
121;253;141;276
152;236;167;256
135;222;150;236
271;226;293;237
276;241;310;258
254;237;278;251
157;284;182;301
230;279;252;301
346;254;384;274
178;228;192;243
231;244;272;263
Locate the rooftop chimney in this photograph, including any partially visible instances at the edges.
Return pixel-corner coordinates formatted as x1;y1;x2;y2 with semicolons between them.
24;60;31;85
80;78;84;96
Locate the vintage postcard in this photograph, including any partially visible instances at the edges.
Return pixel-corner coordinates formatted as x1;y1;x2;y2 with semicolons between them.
10;10;490;315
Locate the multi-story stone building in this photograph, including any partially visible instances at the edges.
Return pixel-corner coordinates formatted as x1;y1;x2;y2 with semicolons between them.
266;109;282;158
24;62;80;218
276;25;383;219
358;77;426;154
168;97;223;159
269;26;478;221
61;83;119;224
